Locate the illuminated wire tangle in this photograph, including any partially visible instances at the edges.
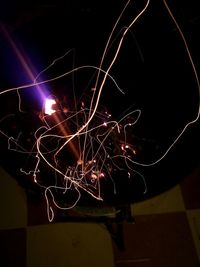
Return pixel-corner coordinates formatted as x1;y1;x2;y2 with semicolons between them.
0;0;199;222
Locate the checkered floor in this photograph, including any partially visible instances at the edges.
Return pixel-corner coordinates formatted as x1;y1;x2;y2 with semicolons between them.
0;165;200;267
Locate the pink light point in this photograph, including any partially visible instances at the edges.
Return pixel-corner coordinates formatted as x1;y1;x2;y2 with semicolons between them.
44;99;56;115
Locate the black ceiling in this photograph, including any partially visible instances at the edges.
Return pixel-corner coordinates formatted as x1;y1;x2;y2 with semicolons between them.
0;0;200;205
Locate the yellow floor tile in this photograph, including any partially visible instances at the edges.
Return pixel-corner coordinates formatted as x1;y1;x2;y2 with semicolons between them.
186;209;200;263
0;167;27;229
27;222;115;267
131;185;185;215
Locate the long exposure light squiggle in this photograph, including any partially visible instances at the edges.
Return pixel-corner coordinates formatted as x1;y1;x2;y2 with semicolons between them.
0;0;199;222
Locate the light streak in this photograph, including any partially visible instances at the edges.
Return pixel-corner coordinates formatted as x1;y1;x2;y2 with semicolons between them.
0;0;199;222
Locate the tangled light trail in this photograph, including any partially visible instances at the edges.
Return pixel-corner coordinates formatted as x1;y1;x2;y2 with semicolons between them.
0;0;199;221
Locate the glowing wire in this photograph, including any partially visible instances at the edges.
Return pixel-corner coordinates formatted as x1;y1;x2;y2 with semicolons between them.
0;0;199;222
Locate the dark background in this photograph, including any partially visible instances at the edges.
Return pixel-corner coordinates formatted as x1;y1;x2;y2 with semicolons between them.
0;0;200;205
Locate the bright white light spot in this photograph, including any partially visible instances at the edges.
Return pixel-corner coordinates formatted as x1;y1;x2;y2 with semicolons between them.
44;99;56;115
